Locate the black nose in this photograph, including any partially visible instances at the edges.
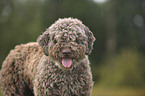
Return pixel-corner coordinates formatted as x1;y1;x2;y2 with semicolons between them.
62;49;71;55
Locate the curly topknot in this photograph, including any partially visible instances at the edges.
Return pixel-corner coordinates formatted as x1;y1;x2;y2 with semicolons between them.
38;17;95;56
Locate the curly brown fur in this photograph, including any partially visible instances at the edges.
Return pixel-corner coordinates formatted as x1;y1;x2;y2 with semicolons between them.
0;18;95;96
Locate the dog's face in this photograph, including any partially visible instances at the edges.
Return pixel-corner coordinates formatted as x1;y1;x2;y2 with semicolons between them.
37;18;95;70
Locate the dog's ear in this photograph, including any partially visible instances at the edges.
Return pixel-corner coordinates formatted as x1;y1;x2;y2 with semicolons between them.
84;26;96;55
37;31;49;56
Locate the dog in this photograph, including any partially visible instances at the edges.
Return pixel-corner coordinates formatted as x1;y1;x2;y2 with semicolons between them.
0;18;95;96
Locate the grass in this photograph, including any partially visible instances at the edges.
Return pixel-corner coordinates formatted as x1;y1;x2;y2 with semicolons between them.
0;91;2;96
92;86;145;96
0;86;145;96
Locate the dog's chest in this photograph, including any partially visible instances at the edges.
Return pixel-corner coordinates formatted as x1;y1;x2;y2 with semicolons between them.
45;65;90;96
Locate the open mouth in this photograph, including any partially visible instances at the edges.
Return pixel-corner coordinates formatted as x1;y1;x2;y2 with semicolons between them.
62;58;72;68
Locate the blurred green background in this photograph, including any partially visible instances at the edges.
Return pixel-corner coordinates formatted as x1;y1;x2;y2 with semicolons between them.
0;0;145;96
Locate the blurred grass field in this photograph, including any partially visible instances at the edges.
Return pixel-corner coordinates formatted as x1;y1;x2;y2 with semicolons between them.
0;86;145;96
92;86;145;96
0;91;2;96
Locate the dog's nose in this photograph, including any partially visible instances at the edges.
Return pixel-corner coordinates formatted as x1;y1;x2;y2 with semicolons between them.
62;49;71;55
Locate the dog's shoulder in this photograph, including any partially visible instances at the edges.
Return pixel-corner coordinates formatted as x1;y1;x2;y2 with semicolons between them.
11;42;42;54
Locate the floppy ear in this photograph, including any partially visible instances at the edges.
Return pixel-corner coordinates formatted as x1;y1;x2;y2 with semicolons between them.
84;26;96;55
37;31;49;56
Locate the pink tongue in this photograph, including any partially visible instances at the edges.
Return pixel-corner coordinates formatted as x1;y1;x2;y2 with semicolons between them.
62;58;72;68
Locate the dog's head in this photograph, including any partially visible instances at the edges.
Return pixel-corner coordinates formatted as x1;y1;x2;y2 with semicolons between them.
37;18;95;70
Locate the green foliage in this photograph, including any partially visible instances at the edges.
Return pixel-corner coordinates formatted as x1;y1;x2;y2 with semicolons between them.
0;0;145;90
0;0;43;66
98;48;145;88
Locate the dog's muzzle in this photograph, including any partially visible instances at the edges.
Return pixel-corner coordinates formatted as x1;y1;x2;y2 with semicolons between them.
61;49;72;68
